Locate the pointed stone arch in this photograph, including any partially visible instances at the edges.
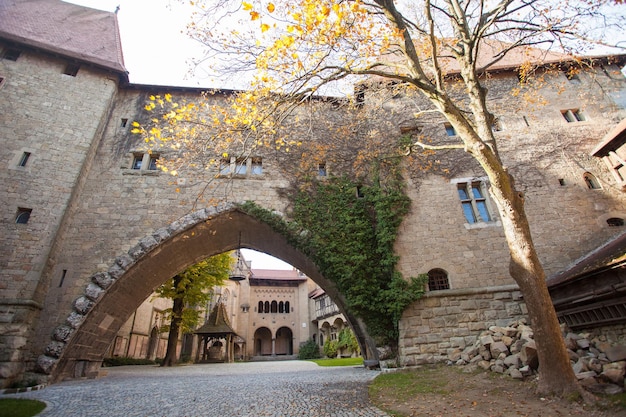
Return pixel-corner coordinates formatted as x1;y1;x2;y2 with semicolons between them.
38;204;378;382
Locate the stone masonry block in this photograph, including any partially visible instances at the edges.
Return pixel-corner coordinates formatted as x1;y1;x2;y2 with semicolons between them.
84;283;104;302
92;272;114;289
53;325;74;343
73;296;94;315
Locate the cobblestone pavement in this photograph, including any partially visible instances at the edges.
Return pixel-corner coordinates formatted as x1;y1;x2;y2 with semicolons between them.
9;361;389;417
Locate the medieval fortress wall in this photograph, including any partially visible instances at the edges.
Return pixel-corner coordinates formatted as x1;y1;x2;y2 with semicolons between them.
1;34;626;384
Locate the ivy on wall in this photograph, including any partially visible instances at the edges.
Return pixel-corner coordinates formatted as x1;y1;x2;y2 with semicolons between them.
240;165;425;347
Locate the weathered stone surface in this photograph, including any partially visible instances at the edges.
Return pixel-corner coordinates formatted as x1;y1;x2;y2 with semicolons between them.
73;296;94;315
510;368;523;380
605;346;626;362
52;325;74;343
66;312;86;329
36;355;57;374
490;341;509;358
92;272;115;289
85;283;104;302
44;341;65;358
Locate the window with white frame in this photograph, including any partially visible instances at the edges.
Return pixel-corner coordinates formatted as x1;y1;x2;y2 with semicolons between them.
219;156;264;178
456;179;493;224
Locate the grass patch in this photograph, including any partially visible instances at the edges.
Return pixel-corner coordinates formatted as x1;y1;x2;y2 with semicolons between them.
308;357;364;367
369;366;449;400
0;398;46;417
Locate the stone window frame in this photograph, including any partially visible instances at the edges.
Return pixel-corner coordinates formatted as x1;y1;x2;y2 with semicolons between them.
602;151;626;189
427;268;450;291
123;152;161;176
15;207;32;224
219;156;265;179
583;172;602;190
451;176;500;229
561;108;587;123
8;148;36;172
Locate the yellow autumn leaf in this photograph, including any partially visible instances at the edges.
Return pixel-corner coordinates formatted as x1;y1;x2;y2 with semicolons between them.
242;2;253;10
267;2;275;12
250;10;260;20
261;23;270;32
132;121;140;127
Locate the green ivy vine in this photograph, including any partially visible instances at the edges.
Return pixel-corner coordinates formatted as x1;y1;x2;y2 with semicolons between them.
240;163;425;347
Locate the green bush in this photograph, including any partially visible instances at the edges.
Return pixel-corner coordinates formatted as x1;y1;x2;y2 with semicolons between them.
324;339;338;358
298;339;321;359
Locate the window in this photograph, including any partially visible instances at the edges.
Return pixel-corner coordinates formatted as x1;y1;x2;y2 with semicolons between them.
219;158;231;175
562;109;586;123
278;301;285;313
148;155;159;170
120;118;128;128
457;181;492;224
234;158;247;175
264;301;269;313
607;218;624;227
604;151;626;185
18;152;31;167
131;155;143;170
15;208;32;224
558;178;566;186
583;172;601;190
251;158;263;175
0;76;5;89
491;118;503;132
258;301;264;313
356;186;364;199
63;63;80;77
428;268;450;291
2;48;21;61
444;123;457;136
318;163;327;177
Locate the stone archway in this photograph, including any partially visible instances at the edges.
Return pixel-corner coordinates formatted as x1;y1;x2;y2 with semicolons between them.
275;327;293;355
38;204;378;382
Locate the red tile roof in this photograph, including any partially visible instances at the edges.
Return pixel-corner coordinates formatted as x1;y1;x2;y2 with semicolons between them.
0;0;127;77
250;268;307;281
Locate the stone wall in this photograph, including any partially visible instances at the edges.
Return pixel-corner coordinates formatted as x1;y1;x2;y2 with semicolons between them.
399;285;527;366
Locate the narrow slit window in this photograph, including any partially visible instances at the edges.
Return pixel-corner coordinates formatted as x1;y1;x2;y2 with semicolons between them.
131;154;143;170
15;207;32;224
120;118;128;128
18;152;31;167
444;123;457;136
0;76;5;89
607;218;624;227
148;155;159;170
318;163;327;177
59;269;67;287
63;63;80;77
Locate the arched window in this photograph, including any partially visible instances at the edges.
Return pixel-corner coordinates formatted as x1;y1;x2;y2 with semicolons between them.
583;172;601;189
258;301;264;313
285;301;290;313
428;268;450;291
278;301;284;313
264;301;270;313
607;217;625;227
271;300;278;313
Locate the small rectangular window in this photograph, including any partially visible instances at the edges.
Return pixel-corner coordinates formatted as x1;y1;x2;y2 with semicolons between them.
0;76;5;89
234;158;247;175
63;63;80;77
219;158;231;176
444;123;457;136
148;155;159;170
251;158;263;175
318;163;327;177
18;152;31;167
132;155;143;170
120;118;128;128
2;48;21;61
562;109;586;123
15;207;32;224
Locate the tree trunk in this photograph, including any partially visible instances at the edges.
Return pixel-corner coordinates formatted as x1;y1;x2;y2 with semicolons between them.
489;174;581;396
161;277;184;367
